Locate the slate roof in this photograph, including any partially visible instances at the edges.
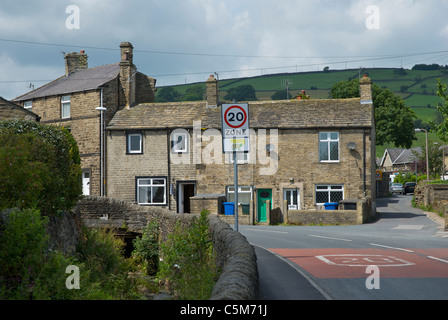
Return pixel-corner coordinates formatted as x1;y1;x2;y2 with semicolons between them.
106;98;372;131
380;147;422;167
14;63;120;101
0;96;40;120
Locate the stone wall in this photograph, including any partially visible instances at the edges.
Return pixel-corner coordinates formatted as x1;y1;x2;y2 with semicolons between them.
46;210;83;255
286;209;358;225
414;183;448;230
283;197;372;225
76;196;259;299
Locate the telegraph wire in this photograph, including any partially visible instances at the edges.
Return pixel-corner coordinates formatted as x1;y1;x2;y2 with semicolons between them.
1;37;448;83
2;37;448;60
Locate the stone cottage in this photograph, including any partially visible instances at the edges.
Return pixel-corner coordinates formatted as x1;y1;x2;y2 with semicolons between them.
105;75;377;225
0;97;40;122
13;42;156;196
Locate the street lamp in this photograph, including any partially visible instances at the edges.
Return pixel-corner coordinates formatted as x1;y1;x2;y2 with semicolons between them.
415;128;429;181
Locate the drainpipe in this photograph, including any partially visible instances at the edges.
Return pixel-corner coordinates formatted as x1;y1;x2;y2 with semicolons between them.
363;128;366;196
96;89;106;197
167;128;171;211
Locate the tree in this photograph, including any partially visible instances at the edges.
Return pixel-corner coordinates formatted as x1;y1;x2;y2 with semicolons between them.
177;85;205;101
0;120;82;215
430;79;448;143
156;87;181;102
330;79;416;148
224;84;257;101
271;89;292;100
412;140;443;178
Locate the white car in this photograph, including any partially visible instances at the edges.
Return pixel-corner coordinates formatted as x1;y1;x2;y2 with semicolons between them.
390;183;403;194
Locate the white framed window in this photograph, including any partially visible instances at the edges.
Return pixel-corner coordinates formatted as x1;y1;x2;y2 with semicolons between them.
61;95;70;119
319;132;339;162
127;133;142;154
284;188;300;210
227;186;252;205
228;152;249;164
315;185;344;205
24;101;32;110
136;177;166;205
171;131;188;153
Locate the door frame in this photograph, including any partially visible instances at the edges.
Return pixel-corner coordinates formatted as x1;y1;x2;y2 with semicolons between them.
176;181;196;214
257;188;272;222
82;169;91;196
283;188;301;210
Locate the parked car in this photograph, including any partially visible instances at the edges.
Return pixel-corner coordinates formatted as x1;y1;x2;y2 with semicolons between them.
403;182;416;195
390;183;403;194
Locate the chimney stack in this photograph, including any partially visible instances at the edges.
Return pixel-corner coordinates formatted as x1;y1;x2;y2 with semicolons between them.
119;42;136;109
359;75;373;104
206;75;219;108
64;50;88;75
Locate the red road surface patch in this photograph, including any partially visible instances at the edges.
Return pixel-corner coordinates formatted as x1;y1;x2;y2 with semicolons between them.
270;248;448;279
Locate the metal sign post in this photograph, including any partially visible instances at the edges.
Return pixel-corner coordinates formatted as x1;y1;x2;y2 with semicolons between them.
221;103;249;232
233;151;238;231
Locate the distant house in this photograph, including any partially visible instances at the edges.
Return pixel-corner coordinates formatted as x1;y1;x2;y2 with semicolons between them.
13;42;156;196
0;97;40;121
105;75;377;224
378;147;421;178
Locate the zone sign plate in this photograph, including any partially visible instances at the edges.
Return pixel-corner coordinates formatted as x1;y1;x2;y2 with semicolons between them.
222;103;249;138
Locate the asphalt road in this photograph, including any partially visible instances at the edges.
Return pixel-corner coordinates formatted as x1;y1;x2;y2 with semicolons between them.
239;195;448;300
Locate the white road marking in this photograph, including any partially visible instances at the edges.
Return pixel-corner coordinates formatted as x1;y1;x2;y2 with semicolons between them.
315;254;415;267
369;243;414;253
427;256;448;264
246;228;288;234
308;235;352;242
393;225;424;230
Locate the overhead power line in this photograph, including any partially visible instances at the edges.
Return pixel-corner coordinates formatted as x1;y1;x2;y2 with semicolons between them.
1;38;448;83
2;37;448;60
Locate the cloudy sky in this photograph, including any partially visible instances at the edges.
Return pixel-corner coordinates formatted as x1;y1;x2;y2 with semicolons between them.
1;0;448;99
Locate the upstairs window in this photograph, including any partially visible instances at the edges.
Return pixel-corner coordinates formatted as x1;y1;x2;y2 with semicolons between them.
171;131;189;153
24;101;32;111
127;133;143;154
61;95;70;119
319;132;339;162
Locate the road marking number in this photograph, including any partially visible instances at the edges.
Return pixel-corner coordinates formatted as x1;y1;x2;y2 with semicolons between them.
316;254;415;267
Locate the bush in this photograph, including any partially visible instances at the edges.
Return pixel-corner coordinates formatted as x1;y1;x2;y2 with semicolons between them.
0;120;81;215
158;210;218;299
0;208;78;299
132;221;159;275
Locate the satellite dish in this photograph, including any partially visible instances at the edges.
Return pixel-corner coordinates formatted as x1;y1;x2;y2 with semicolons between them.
347;142;357;150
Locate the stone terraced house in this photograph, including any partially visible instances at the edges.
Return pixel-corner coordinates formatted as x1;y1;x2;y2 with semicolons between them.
105;75;377;225
10;41;377;225
13;42;156;197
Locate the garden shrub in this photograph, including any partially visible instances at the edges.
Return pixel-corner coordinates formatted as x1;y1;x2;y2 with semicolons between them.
0;120;82;215
132;220;159;275
0;208;77;299
158;210;218;299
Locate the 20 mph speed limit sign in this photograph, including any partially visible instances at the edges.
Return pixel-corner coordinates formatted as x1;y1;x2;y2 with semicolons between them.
221;103;249;153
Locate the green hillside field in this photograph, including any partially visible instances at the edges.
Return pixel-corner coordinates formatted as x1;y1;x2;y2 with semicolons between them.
162;67;448;158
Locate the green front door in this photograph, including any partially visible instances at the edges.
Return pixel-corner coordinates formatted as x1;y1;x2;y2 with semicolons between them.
257;189;272;222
